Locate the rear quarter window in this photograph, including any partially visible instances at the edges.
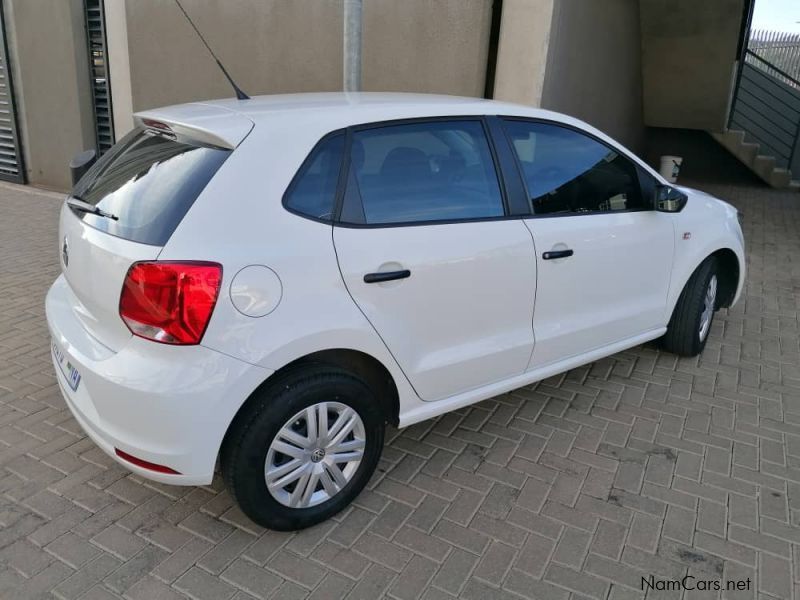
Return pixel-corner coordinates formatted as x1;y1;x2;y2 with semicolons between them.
283;133;344;221
71;128;231;246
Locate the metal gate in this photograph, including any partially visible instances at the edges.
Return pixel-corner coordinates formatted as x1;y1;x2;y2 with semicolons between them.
85;0;114;154
0;4;24;183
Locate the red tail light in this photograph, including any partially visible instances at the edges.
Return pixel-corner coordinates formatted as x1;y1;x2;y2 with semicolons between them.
119;261;222;345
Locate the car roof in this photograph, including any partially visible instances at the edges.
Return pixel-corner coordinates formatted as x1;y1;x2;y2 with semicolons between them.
135;92;579;145
200;92;553;122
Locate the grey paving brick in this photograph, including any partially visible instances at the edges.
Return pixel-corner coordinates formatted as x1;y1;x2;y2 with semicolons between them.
431;548;478;595
104;545;167;595
468;513;527;548
552;526;591;568
151;537;213;583
352;532;412;572
432;519;489;555
661;504;695;545
515;531;556;577
694;532;756;567
544;562;609;599
472;540;515;585
307;573;354;600
174;566;237;600
45;532;102;569
590;519;627;559
407;494;449;532
267;549;326;589
90;524;147;561
196;529;255;575
758;554;791;598
344;563;395;600
728;524;789;557
219;557;281;599
387;555;437;600
626;512;661;552
0;538;53;577
125;577;188;600
51;552;121;600
309;540;370;579
697;498;727;536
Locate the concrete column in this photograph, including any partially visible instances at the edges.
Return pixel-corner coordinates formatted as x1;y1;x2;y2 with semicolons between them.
492;0;555;106
104;0;134;137
640;0;745;132
3;0;95;190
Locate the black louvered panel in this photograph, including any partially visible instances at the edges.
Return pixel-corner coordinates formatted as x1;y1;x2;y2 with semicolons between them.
85;0;114;154
0;5;24;183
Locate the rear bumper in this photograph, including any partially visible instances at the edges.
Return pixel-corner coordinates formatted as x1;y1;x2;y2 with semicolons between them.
46;275;271;485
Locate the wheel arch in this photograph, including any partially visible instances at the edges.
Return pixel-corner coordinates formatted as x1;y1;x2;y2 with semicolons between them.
667;246;742;322
219;348;400;464
711;247;740;308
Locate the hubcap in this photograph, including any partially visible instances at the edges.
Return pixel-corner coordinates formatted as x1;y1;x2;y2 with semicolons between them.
265;402;366;508
698;274;717;342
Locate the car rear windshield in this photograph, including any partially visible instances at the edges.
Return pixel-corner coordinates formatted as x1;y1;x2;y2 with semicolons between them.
70;127;231;246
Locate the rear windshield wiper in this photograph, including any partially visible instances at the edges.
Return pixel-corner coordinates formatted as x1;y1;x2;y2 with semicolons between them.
67;197;119;221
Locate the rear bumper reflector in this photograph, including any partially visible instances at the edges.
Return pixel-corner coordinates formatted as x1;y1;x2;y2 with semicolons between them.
114;448;181;475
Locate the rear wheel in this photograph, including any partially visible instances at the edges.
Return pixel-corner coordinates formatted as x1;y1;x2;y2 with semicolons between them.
662;257;719;357
221;366;384;530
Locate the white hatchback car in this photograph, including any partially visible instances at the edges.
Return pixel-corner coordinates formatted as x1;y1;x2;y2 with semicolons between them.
46;93;744;530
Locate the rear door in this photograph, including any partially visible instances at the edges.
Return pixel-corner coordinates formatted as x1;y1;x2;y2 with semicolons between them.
60;124;233;351
501;119;674;368
333;119;537;402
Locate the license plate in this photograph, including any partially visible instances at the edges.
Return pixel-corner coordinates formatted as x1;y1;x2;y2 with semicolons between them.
52;341;81;391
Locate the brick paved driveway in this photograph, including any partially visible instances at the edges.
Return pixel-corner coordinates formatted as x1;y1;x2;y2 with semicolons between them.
0;179;798;600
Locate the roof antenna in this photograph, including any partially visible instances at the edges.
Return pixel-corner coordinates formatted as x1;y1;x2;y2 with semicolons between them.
173;0;250;100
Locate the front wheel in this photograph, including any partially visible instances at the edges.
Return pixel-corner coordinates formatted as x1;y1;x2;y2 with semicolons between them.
221;366;384;530
662;257;719;357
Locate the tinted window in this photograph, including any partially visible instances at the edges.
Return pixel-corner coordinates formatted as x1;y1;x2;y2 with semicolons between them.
348;121;504;224
284;133;344;221
503;120;645;215
71;128;230;245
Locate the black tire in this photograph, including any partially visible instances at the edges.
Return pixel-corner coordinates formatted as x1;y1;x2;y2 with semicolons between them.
221;365;384;531
662;257;719;357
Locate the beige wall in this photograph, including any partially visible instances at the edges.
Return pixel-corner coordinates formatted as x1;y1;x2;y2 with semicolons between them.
3;0;94;190
493;0;554;106
362;0;493;96
540;0;645;151
640;0;744;132
108;0;493;138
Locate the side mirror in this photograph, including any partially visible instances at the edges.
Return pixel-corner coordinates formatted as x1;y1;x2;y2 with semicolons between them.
655;185;688;213
69;149;97;187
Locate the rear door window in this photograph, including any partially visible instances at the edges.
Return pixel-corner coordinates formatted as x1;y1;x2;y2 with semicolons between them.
344;120;505;225
71;128;231;246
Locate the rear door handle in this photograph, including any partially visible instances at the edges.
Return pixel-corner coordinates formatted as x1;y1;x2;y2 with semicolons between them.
542;249;574;260
363;269;411;284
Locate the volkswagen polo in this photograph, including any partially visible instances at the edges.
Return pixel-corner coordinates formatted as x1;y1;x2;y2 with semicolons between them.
46;93;745;530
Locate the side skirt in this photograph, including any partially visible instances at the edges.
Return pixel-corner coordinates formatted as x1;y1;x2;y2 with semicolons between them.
397;327;666;428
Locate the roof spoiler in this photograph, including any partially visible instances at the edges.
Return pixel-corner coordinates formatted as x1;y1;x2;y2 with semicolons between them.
133;103;254;150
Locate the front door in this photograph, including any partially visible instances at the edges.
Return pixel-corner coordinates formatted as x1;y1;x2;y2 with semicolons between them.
333;119;537;401
501;119;674;368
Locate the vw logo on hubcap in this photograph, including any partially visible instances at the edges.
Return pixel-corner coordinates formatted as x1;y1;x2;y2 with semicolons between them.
310;448;326;463
62;236;69;268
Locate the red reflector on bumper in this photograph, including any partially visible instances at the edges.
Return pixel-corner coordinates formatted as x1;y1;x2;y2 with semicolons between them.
114;448;181;475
